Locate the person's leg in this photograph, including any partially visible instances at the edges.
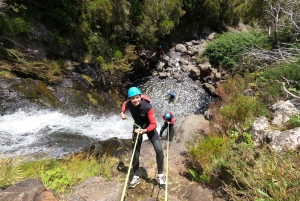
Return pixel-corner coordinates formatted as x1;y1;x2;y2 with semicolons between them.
159;122;167;138
147;130;166;189
147;130;164;174
167;124;174;141
132;133;143;176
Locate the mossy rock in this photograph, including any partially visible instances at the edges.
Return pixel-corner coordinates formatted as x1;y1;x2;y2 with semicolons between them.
12;79;63;109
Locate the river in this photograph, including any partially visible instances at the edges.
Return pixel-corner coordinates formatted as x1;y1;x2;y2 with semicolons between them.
0;68;212;158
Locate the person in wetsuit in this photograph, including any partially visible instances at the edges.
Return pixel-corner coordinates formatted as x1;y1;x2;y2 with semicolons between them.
156;45;164;59
120;87;166;189
159;111;175;141
165;92;178;103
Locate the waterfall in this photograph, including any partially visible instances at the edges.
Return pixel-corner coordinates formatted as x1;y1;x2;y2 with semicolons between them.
0;110;133;157
0;53;213;157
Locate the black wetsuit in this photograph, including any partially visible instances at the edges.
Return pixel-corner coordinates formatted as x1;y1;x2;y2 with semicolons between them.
124;99;164;176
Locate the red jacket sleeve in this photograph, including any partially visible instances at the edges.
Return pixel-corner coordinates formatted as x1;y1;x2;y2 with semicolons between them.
121;101;127;112
146;108;157;132
162;114;166;120
170;116;175;125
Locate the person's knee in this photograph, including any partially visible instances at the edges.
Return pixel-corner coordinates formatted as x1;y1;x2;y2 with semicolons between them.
155;145;163;154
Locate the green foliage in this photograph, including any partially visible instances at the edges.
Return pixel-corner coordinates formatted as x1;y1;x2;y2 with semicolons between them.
85;33;108;60
231;0;265;25
256;61;300;104
203;31;267;71
0;70;15;78
221;144;300;200
259;61;300;90
0;151;118;194
221;95;260;131
40;165;71;193
96;55;104;64
86;0;113;27
189;136;228;182
284;114;300;130
114;50;123;60
183;0;232;28
53;30;65;45
227;130;254;148
134;0;183;48
0;14;28;36
195;55;209;64
0;154;26;188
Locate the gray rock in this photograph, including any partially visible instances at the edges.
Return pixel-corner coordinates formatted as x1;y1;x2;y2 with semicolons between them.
66;177;122;201
250;116;270;146
270;100;299;126
175;44;187;53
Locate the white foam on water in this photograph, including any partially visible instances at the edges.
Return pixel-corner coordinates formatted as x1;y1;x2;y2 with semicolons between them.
0;109;133;153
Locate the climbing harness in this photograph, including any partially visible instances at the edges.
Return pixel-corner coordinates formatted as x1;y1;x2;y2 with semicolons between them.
120;119;141;201
165;122;170;201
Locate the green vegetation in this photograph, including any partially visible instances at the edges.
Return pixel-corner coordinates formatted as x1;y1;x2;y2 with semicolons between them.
203;31;268;71
189;136;228;182
189;68;300;198
188;13;300;197
0;152;119;194
223;145;300;200
0;70;15;78
1;0;300;199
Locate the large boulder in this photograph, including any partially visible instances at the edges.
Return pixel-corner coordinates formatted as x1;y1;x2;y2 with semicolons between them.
0;179;58;201
172;114;212;143
270;100;299;126
175;44;187;53
66;176;122;201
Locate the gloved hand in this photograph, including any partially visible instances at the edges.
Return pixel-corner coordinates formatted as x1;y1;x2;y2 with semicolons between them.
134;128;146;135
120;112;126;120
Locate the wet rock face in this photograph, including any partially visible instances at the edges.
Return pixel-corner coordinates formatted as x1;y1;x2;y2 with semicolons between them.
0;77;55;115
0;61;122;116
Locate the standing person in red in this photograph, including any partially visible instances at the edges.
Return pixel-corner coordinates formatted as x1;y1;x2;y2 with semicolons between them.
156;44;164;59
159;112;175;141
120;87;166;189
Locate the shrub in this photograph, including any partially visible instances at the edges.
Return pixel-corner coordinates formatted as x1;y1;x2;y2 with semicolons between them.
203;31;267;71
220;95;260;131
259;61;300;90
189;136;228;183
284;114;300;130
221;144;300;200
195;55;209;64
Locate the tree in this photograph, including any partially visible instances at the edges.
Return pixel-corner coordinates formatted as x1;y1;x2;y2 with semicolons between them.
133;0;183;48
182;0;234;29
246;0;300;63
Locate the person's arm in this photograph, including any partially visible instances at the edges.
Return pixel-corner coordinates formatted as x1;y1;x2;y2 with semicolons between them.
170;116;175;124
120;101;128;119
146;108;157;132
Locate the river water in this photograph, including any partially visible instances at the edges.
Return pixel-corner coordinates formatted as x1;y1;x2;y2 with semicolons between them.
0;69;212;157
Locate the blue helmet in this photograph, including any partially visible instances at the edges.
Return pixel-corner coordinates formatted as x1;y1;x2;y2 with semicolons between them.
169;92;175;98
128;87;141;98
159;45;162;48
165;113;171;120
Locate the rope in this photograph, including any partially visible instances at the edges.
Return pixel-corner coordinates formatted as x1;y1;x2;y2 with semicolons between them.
125;117;140;129
120;119;141;201
165;122;170;201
